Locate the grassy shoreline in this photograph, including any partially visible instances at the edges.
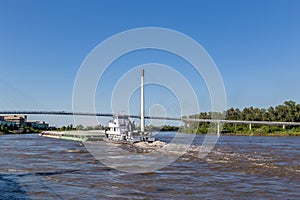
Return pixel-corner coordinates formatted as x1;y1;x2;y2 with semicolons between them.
221;132;300;136
177;130;300;136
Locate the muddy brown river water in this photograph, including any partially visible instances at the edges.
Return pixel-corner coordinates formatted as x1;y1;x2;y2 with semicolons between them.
0;133;299;199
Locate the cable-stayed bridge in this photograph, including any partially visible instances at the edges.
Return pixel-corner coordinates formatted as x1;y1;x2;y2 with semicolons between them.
1;110;300;130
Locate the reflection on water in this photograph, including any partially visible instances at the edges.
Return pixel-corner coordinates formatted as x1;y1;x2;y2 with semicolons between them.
0;133;299;199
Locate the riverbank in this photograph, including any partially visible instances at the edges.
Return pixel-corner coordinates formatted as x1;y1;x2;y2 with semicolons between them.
189;130;300;136
221;132;300;136
0;130;40;135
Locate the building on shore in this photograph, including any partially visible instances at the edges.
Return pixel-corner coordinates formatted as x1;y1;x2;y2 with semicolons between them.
3;115;27;127
0;115;49;129
26;120;49;129
0;119;17;127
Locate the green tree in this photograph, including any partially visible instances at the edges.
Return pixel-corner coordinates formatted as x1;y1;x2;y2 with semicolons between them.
76;124;84;130
267;107;276;121
61;126;66;131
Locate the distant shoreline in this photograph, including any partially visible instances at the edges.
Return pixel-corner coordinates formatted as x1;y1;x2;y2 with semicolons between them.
0;132;38;135
1;131;299;137
162;131;300;137
220;132;300;137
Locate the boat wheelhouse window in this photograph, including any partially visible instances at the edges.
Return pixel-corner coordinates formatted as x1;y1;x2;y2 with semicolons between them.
115;115;129;126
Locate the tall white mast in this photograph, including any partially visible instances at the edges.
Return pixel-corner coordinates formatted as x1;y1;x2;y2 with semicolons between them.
141;69;145;132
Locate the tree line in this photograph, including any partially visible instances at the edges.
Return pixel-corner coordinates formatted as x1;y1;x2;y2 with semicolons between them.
181;100;300;135
0;124;44;134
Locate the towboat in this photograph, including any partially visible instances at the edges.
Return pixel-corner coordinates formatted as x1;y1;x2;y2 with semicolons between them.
104;69;157;144
104;114;155;143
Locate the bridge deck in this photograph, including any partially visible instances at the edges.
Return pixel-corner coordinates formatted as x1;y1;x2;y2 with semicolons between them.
1;111;300;126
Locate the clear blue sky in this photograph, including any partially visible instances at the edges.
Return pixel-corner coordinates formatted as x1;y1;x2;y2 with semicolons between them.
0;0;299;126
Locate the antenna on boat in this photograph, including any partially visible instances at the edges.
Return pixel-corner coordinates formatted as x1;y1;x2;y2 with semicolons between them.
141;69;145;132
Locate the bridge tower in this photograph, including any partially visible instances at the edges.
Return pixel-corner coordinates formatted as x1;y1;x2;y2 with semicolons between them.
141;69;145;132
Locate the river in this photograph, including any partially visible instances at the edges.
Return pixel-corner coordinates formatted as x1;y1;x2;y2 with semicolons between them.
0;133;299;199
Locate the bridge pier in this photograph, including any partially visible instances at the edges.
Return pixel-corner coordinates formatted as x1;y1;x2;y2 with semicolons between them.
217;122;220;135
249;123;252;131
283;124;285;130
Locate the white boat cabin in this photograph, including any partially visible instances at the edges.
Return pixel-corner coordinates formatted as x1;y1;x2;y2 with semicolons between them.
105;115;136;141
